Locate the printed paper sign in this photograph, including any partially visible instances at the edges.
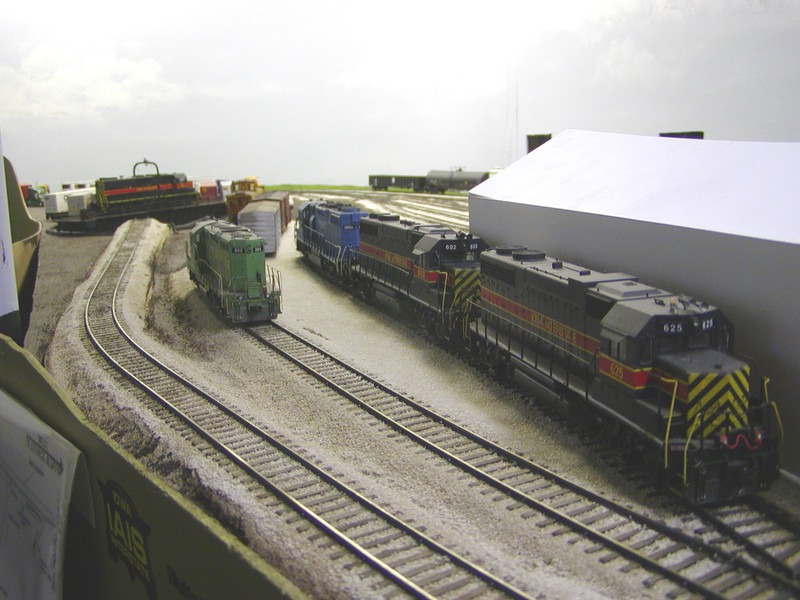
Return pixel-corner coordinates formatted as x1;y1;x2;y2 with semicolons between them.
0;388;83;600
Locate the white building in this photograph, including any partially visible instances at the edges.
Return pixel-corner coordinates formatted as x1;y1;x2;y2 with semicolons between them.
469;129;800;479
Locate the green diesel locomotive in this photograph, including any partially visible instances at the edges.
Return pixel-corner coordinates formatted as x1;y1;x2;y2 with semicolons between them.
187;219;282;323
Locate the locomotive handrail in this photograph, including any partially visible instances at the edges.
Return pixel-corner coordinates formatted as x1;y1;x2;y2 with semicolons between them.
355;249;412;294
478;303;594;368
682;411;705;485
435;269;450;339
298;221;353;280
662;378;679;469
586;349;600;400
764;378;785;464
132;158;161;210
195;257;225;296
331;243;347;279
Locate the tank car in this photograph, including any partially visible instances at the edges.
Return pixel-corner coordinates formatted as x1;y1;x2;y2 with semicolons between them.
470;246;781;504
186;219;282;323
295;200;368;280
354;214;488;340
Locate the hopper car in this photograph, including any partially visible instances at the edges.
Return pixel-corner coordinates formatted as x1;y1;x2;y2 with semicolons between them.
294;201;782;504
187;219;282;323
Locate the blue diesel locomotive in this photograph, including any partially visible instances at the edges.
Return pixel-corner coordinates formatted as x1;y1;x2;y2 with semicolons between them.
295;201;367;279
297;200;488;342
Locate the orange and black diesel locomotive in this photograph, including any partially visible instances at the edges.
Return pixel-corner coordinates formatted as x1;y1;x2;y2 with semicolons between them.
472;247;781;504
295;201;782;504
353;213;488;341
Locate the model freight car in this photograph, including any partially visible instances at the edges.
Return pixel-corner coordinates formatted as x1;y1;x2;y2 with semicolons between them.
368;175;427;192
187;219;282;323
237;201;282;254
368;169;490;193
255;191;292;231
424;169;489;193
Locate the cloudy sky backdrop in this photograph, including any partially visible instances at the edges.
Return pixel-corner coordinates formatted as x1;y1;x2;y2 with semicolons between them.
2;0;799;188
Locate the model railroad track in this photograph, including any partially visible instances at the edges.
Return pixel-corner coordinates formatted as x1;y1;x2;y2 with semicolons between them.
695;496;800;582
377;199;469;232
310;191;470;232
83;221;536;600
246;321;800;600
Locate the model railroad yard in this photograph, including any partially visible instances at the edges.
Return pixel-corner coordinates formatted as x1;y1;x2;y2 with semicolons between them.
31;190;800;600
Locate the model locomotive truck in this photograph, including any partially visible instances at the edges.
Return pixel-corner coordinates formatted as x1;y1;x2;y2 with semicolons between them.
187;219;282;323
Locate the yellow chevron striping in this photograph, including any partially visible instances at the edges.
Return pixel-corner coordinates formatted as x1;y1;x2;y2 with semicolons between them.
687;375;727;421
691;373;720;397
703;411;731;438
686;371;749;435
453;270;480;310
732;368;749;395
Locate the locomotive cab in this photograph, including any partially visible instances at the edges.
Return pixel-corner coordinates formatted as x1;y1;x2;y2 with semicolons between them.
595;287;779;502
410;232;487;317
411;232;486;273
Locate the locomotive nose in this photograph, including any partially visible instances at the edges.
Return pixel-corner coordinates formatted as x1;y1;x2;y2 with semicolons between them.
657;348;751;438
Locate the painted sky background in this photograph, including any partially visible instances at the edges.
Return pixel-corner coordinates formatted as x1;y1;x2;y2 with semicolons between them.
2;0;799;188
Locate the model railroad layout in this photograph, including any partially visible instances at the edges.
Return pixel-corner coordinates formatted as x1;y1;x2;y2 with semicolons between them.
75;216;800;600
